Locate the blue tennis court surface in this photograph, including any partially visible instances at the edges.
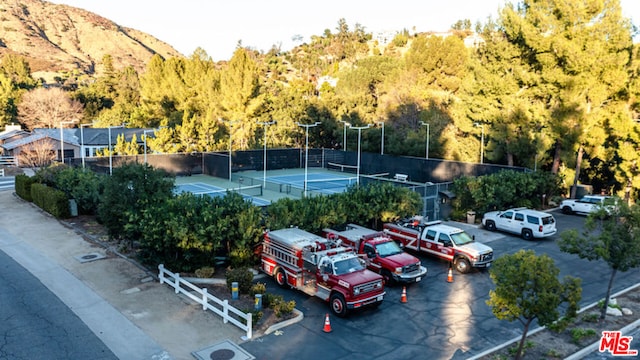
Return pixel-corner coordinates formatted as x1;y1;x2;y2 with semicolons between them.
266;173;358;194
175;182;271;206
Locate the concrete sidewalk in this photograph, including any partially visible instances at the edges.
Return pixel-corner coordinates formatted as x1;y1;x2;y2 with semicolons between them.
0;191;247;360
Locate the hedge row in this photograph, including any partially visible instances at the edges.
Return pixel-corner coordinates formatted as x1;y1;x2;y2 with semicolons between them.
15;174;35;202
30;183;71;219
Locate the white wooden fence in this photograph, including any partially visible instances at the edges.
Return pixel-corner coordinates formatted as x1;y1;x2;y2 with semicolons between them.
158;264;252;339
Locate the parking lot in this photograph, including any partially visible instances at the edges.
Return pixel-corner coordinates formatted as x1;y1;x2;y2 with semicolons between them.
240;210;640;360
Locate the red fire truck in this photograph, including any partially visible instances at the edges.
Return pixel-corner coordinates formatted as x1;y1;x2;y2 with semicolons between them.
323;224;427;285
383;217;494;274
261;227;386;317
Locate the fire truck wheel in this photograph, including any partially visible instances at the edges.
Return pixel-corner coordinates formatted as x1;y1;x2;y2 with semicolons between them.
454;258;470;274
275;268;287;287
330;293;348;317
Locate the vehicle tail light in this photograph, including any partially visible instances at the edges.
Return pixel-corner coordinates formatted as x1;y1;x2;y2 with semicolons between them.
539;225;543;232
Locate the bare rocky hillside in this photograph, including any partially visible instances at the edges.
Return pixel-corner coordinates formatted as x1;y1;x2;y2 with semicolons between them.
0;0;183;80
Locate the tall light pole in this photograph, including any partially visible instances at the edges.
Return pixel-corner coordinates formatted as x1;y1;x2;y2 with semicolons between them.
59;120;78;163
474;123;484;164
297;121;321;197
142;126;167;164
340;120;351;151
80;123;93;169
348;124;371;186
221;119;238;182
108;124;125;175
257;120;276;188
420;121;429;159
377;121;385;155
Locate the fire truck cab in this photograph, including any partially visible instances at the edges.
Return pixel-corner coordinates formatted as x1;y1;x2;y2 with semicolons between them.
261;227;385;317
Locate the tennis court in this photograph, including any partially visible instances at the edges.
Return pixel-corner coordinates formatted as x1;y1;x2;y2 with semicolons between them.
175;182;271;206
265;173;358;195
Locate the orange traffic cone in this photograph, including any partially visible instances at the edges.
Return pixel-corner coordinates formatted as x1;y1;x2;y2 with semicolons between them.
323;313;332;333
447;265;454;283
401;286;408;303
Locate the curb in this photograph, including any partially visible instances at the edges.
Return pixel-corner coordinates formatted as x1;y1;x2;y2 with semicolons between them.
263;308;304;336
467;282;640;360
565;318;640;360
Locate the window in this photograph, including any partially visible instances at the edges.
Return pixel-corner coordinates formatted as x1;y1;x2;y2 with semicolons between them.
425;230;436;241
526;215;539;224
514;213;524;221
438;233;450;244
501;211;514;219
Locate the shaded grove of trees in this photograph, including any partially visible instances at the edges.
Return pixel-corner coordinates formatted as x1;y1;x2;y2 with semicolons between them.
1;1;639;198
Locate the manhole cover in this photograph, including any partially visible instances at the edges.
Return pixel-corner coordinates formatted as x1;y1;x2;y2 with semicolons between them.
210;349;235;360
73;253;106;263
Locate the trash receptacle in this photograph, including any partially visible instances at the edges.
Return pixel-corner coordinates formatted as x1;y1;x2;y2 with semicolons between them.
466;211;476;224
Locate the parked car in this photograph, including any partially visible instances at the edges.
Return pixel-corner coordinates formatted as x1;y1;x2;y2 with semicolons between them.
482;207;557;240
560;195;615;215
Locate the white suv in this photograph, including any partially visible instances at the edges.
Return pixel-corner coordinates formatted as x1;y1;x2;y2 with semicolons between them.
482;207;557;240
560;195;615;215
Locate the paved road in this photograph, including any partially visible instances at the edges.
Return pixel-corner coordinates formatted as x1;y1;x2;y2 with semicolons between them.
0;250;118;359
240;211;640;360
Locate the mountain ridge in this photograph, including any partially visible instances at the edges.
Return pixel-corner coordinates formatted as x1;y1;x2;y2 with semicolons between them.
0;0;183;81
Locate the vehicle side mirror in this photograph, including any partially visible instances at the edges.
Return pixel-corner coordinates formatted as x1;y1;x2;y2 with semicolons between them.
443;240;453;247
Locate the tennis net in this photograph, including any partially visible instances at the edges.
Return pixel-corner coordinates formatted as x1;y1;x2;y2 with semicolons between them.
193;184;263;198
304;177;358;190
326;162;358;174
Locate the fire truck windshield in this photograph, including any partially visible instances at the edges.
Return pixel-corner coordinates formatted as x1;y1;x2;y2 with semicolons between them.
333;257;364;275
375;240;403;257
450;231;474;246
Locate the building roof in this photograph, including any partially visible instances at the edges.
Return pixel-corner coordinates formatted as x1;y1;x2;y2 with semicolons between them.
0;128;154;150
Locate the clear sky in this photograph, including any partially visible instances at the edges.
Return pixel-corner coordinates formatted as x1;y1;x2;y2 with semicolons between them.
48;0;639;62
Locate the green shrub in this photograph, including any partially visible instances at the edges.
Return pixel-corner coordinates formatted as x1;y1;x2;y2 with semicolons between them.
262;292;282;308
272;299;296;317
225;267;254;294
248;309;263;326
582;313;600;323
15;174;35;201
229;247;254;268
30;183;70;218
250;282;267;297
195;266;215;278
570;327;596;344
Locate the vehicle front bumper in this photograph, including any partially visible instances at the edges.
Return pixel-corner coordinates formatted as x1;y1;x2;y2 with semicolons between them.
393;266;428;283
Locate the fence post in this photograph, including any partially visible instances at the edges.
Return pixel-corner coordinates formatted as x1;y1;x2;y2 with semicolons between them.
202;288;208;310
158;264;165;284
175;273;181;294
223;300;229;324
247;313;252;339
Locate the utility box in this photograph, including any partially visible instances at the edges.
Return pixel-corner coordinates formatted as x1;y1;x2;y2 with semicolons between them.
69;199;78;217
466;211;476;224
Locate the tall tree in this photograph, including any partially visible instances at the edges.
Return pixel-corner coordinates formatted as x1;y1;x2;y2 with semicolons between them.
487;249;581;360
0;53;38;90
218;48;264;150
17;87;83;130
499;0;633;192
559;200;640;320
